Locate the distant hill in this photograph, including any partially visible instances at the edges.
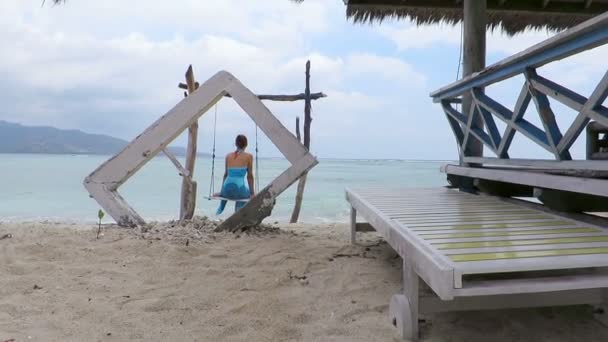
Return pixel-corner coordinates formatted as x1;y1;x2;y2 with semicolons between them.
0;120;209;157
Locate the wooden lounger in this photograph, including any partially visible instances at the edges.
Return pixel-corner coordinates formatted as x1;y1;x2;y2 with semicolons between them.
346;187;608;341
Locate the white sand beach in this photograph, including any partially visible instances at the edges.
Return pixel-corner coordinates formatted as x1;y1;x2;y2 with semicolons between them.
1;220;607;342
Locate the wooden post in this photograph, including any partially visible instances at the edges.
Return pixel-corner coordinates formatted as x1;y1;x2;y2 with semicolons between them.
290;61;312;223
462;0;486;162
296;116;301;142
303;61;312;150
290;116;306;223
180;65;199;220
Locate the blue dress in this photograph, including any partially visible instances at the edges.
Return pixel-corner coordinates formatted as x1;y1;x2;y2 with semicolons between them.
216;166;250;215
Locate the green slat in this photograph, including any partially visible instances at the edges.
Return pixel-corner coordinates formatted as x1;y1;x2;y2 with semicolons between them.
410;221;572;231
399;215;551;224
450;247;608;262
383;209;531;216
434;236;608;250
419;227;600;239
393;212;547;220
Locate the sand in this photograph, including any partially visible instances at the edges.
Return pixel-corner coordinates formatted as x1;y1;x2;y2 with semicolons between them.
1;220;607;342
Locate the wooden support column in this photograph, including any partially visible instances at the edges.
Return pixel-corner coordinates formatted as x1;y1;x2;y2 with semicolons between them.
180;65;199;220
462;0;486;163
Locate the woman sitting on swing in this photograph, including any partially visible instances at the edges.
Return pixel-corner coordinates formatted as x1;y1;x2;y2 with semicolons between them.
215;134;255;215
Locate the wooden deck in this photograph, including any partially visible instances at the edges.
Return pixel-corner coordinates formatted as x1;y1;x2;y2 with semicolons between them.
346;187;608;298
347;187;608;340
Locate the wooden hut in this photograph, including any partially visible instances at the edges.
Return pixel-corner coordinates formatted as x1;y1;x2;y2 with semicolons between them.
340;1;608;209
338;2;608;341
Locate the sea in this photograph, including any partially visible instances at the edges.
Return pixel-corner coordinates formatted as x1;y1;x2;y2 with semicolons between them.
0;154;451;224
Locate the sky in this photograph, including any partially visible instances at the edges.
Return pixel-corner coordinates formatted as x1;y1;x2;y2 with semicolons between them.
1;0;606;160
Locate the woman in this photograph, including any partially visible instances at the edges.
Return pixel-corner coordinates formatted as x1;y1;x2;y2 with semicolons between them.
215;134;255;215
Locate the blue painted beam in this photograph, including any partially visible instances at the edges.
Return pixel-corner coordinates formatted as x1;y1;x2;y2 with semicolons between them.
477;105;502;151
498;85;531;158
473;91;514;121
441;101;468;123
430;13;608;101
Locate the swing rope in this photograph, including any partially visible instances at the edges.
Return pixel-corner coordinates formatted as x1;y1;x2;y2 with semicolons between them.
208;103;218;198
255;125;260;193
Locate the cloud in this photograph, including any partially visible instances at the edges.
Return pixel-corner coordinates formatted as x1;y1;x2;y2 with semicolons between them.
2;1;604;161
378;20;554;55
379;23;462;50
345;54;426;85
1;0;436;159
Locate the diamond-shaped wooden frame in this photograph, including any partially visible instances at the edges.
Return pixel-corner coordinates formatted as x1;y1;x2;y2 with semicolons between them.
84;71;318;227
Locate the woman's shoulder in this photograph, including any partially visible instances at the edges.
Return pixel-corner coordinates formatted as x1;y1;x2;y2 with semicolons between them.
225;151;252;159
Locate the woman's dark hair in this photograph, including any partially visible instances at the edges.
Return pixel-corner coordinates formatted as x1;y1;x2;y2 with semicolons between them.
235;134;248;149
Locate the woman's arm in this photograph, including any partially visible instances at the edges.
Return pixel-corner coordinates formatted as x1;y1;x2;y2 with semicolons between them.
247;155;255;197
223;156;228;182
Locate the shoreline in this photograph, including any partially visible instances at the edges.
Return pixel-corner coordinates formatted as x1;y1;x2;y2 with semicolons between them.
1;221;607;341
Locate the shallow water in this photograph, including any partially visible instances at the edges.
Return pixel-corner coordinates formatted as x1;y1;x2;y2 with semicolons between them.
0;154;449;224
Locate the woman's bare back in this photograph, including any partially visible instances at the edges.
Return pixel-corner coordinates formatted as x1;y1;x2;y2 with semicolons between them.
225;152;252;168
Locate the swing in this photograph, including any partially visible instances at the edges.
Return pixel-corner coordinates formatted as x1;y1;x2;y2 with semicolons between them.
205;103;260;202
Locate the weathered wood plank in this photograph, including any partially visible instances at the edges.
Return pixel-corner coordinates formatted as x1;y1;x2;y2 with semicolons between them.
180;65;199;220
557;70;608;153
431;12;608;100
442;164;608;197
162;148;189;177
525;69;568;159
225;92;327;101
226;78;309;165
290;116;306;224
456;253;608;275
217;153;317;231
86;72;229;188
423;288;604;312
290;61;313;224
463;157;608;171
179;83;326;101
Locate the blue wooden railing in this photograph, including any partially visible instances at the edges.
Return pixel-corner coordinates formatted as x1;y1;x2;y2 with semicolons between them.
431;12;608;170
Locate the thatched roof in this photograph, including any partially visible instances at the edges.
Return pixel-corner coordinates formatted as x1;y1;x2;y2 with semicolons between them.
344;0;608;35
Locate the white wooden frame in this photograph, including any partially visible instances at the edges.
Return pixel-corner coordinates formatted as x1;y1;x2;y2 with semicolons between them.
346;187;608;341
84;71;318;226
441;163;608;197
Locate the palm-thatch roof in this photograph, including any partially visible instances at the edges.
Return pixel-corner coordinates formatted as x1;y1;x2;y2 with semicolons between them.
344;0;608;35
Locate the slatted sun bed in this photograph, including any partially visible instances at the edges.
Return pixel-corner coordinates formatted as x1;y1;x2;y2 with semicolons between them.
346;187;608;341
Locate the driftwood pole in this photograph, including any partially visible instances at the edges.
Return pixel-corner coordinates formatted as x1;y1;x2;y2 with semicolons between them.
180;65;199;220
304;61;312;150
290;61;312;223
296;116;301;142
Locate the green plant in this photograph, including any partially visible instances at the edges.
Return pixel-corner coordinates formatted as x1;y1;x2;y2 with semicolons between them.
96;209;105;239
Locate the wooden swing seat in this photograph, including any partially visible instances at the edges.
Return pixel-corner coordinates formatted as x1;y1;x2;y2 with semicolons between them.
205;196;250;202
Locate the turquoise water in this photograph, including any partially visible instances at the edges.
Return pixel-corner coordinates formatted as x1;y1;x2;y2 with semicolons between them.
0;154;448;224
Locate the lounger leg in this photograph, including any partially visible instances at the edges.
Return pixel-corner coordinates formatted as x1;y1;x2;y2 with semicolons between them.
350;206;357;245
594;289;608;327
390;258;419;342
